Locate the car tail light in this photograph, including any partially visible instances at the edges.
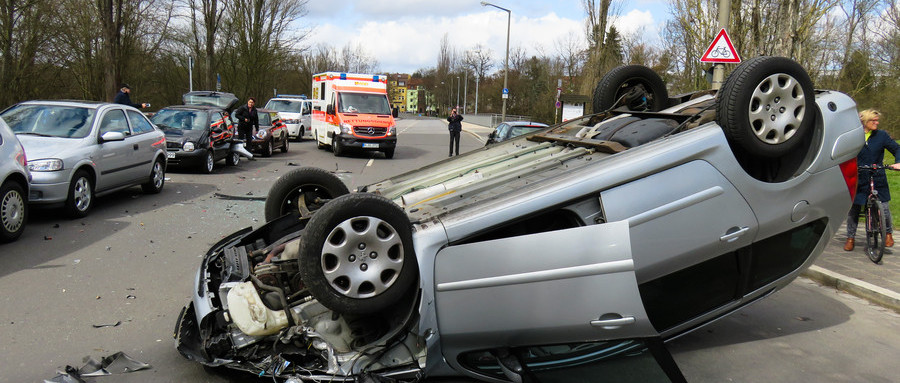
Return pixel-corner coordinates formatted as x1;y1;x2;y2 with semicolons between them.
839;158;858;202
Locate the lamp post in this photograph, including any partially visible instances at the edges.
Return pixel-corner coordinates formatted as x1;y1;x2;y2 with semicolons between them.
481;1;510;123
456;76;460;112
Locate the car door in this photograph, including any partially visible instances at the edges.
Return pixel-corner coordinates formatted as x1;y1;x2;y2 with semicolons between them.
125;110;162;183
209;111;230;157
94;108;135;190
599;160;759;334
434;220;669;378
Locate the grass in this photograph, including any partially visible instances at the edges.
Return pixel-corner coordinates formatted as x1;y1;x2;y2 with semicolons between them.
886;149;900;230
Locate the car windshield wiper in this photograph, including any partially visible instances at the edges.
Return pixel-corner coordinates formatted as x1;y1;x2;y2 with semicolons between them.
16;132;54;137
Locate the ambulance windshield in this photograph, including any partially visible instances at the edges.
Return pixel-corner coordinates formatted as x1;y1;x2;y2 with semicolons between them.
338;93;391;115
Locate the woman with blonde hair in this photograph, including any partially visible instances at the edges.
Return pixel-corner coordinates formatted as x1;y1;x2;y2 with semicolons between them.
845;109;900;251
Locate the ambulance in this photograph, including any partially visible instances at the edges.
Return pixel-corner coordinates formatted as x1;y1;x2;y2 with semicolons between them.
311;72;397;158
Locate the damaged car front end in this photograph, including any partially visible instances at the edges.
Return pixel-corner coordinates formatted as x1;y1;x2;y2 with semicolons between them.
175;215;426;381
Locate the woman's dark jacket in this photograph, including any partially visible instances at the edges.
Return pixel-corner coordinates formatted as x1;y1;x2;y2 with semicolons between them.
855;128;900;205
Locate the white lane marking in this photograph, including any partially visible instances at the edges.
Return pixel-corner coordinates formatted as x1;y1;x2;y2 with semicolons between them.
367;159;374;167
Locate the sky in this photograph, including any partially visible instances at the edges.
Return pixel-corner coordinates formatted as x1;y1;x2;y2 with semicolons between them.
300;0;670;74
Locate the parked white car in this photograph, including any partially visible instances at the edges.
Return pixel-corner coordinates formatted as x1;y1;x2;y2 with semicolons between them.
265;95;312;140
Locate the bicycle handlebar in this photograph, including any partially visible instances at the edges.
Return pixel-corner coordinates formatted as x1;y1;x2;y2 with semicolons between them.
858;164;900;171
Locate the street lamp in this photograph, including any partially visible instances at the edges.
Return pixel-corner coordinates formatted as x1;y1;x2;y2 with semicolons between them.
481;1;510;123
456;76;460;112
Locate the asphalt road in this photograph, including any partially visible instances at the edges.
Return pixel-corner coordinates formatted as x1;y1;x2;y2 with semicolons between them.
1;117;898;383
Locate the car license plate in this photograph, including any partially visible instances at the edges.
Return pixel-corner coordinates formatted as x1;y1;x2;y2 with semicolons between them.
362;143;379;148
167;152;176;159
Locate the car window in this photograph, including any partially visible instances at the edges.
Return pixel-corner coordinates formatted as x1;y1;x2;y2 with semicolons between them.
151;109;207;131
213;112;229;130
99;109;130;136
338;93;390;114
461;339;684;382
496;123;510;138
266;100;302;113
302;102;311;115
1;104;95;138
510;125;544;137
257;111;272;126
127;110;155;134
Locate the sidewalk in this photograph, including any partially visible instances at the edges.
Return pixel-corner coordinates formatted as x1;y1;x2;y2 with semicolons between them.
803;225;900;312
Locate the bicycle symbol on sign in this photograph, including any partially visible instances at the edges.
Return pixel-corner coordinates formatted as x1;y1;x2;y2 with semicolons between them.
710;46;729;58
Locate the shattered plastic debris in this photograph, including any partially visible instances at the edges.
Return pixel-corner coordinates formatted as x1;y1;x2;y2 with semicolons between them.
91;321;121;328
44;352;151;382
213;192;266;201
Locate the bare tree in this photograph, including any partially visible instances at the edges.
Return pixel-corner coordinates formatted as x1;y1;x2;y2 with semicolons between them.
463;44;494;81
183;0;228;89
0;0;52;106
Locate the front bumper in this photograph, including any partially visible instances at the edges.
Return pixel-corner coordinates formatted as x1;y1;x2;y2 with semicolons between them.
247;137;272;152
28;169;74;205
165;149;209;168
335;134;397;151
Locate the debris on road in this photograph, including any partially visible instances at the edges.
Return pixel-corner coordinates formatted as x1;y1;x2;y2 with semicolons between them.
44;352;151;382
91;321;120;328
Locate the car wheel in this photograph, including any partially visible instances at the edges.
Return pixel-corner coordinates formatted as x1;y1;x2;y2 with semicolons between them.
141;159;166;194
593;65;669;113
281;135;289;153
317;139;327;150
263;140;274;157
65;171;93;218
264;167;350;222
383;148;395;159
200;150;215;174
226;150;240;166
298;193;418;315
716;56;815;159
0;180;27;242
332;139;343;157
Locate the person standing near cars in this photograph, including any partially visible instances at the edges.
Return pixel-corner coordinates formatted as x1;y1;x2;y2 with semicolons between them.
447;108;463;156
234;97;259;141
844;109;900;251
113;84;149;109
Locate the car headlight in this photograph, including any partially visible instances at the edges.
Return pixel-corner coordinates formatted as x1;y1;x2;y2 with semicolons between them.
388;125;397;136
340;122;352;134
255;130;268;139
283;119;299;124
183;142;195;151
28;158;64;172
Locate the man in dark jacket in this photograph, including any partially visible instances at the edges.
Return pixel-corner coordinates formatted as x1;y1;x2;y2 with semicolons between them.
447;108;463;156
233;97;259;141
113;84;148;109
844;109;900;251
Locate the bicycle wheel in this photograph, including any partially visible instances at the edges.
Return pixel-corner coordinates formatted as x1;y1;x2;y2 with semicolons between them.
865;198;886;263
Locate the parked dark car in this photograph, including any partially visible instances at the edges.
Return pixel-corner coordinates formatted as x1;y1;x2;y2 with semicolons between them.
151;106;241;173
176;57;860;382
247;108;289;157
485;120;550;145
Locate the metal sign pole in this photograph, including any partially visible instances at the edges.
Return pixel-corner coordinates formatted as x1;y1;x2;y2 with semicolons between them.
711;0;731;90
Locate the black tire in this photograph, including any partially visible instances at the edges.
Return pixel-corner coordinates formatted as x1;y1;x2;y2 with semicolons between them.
65;170;93;218
0;180;27;242
281;135;289;153
264;167;350;222
298;193;418;315
332;139;344;157
141;158;165;194
383;148;395;159
262;140;274;157
317;139;327;150
225;150;240;166
593;65;669;113
200;150;215;174
716;56;815;159
865;198;886;264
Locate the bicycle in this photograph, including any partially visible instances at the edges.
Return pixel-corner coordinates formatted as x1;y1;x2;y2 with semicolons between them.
857;164;897;263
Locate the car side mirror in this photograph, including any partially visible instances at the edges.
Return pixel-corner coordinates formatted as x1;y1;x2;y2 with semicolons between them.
326;104;335;115
99;131;126;143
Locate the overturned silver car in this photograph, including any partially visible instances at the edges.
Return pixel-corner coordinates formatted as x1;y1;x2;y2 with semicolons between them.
175;57;865;382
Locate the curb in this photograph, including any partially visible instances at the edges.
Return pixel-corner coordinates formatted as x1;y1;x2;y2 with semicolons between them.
801;265;900;313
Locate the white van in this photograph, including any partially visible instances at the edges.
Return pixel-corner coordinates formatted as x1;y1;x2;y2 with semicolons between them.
264;95;311;139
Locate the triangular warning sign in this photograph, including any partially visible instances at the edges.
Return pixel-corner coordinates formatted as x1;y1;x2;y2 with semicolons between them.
701;29;741;63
